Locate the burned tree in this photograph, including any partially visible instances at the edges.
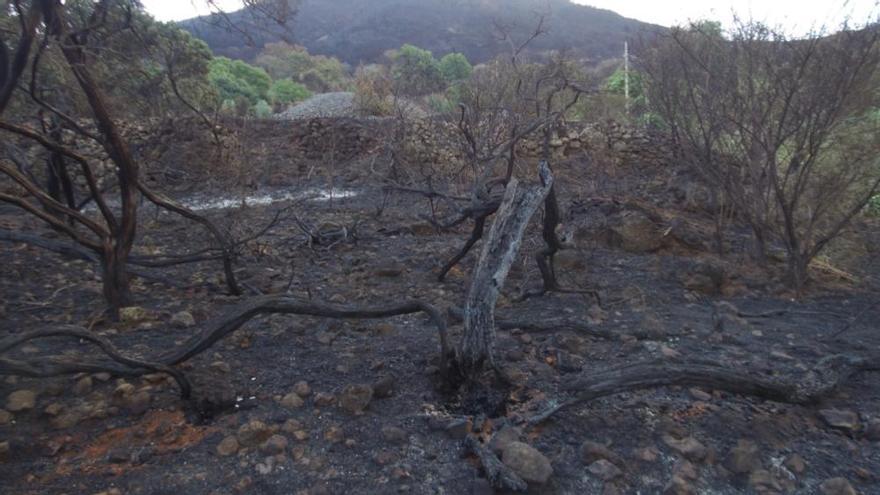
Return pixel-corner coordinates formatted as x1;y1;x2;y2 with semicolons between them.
433;18;589;286
640;20;880;291
0;0;300;315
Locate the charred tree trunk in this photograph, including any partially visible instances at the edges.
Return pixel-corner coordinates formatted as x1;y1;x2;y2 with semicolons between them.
49;3;142;317
535;183;562;293
101;240;132;316
455;163;554;381
44;119;76;221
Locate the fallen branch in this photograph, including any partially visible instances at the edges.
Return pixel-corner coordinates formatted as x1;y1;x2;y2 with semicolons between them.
527;354;880;425
159;296;450;372
0;296;451;402
0;326;192;398
447;306;677;340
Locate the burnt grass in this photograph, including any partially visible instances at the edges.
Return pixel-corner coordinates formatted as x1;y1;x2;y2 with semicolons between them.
1;146;879;495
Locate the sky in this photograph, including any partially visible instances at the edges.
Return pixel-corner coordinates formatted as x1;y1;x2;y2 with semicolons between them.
143;0;878;35
574;0;878;34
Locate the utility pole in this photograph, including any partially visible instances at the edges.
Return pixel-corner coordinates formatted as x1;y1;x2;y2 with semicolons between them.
624;40;630;115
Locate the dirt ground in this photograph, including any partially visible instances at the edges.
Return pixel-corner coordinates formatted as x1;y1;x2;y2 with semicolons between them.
1;124;879;495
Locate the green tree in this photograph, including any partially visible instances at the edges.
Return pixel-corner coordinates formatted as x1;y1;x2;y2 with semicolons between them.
391;44;444;95
439;53;473;82
208;57;272;104
269;79;311;106
255;42;350;92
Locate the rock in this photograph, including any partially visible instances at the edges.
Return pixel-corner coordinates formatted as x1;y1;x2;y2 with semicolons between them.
0;409;12;425
280;393;305;410
324;425;345;443
662;435;707;461
682;263;726;296
819;409;860;433
260;434;288;455
501;442;553;485
819;477;856;495
171;311;196;328
113;382;135;399
255;456;275;475
217;436;240;456
282;419;303;434
664;476;695;495
588;459;623;481
210;361;232;373
124;391;151;415
784;453;806;474
580;441;624;467
73;376;93;396
338;384;372;414
120;306;151;323
293;381;311;397
660;345;681;359
489;426;522;455
635;446;660;462
44;403;63;416
6;390;37;412
0;441;9;462
674;460;699;481
749;469;781;492
314;392;336;407
689;388;712;401
51;409;84;429
372;375;395;398
611;210;664;253
237;420;273;448
381;426;409;445
725;439;761;474
316;331;336;345
373;323;396;336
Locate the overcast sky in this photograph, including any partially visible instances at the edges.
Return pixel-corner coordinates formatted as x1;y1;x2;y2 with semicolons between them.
143;0;878;35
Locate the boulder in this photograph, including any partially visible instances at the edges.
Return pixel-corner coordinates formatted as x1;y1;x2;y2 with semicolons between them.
338;384;373;414
6;390;37;412
501;442;553;485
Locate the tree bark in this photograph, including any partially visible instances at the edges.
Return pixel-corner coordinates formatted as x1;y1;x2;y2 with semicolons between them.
456;162;554;380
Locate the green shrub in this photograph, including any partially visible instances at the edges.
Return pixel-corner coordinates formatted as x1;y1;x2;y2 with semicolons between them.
391;44;445;96
253;99;273;118
439;53;472;82
268;79;311;107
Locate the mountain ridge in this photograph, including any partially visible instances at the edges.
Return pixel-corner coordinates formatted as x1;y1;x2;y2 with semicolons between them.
181;0;663;65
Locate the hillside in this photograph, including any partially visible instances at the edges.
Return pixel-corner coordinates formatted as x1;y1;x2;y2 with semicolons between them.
181;0;662;65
